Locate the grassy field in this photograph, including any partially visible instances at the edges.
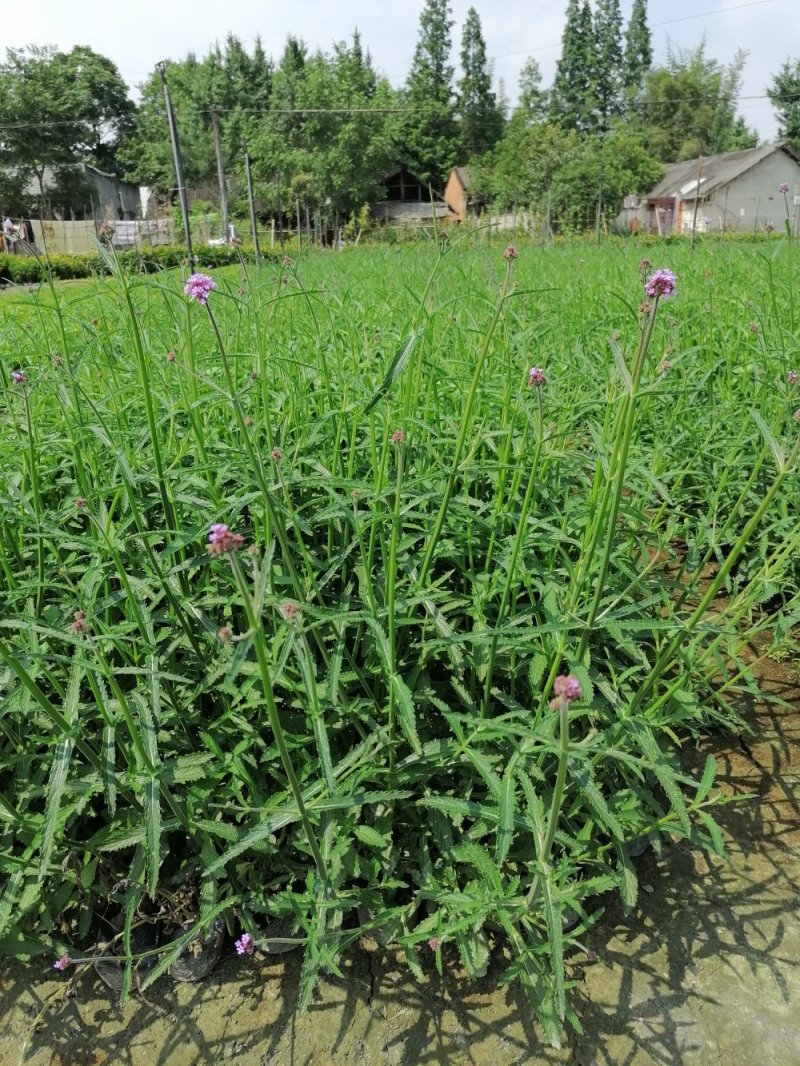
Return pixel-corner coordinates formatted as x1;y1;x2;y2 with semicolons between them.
1;234;798;1043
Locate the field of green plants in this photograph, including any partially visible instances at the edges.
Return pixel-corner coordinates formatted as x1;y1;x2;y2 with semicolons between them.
1;234;798;1045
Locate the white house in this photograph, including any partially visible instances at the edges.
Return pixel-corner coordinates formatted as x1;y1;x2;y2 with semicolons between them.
621;143;800;235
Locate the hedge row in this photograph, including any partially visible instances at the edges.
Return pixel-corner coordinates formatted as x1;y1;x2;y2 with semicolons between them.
0;244;282;285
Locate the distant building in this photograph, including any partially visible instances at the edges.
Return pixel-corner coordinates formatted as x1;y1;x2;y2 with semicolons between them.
372;167;455;226
444;167;482;222
620;143;800;235
17;164;143;221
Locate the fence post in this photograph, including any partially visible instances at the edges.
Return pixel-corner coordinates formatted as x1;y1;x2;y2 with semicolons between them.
243;142;262;265
157;61;194;265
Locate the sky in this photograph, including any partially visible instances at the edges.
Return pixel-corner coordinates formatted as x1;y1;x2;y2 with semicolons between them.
4;0;799;140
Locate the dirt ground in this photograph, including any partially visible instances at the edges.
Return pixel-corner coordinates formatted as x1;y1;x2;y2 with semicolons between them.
2;652;798;1066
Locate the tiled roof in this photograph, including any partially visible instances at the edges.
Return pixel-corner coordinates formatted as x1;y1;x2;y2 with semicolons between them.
646;143;799;200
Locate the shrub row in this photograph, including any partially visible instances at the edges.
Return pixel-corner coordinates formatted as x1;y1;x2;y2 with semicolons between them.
0;243;283;285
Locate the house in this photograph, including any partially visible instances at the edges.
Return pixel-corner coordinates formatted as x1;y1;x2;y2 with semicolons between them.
19;163;143;221
372;167;455;226
621;143;800;235
444;167;481;222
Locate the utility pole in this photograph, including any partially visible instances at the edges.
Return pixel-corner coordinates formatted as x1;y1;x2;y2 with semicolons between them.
595;131;605;245
275;171;284;249
210;107;230;242
157;61;194;265
243;142;261;265
690;149;703;249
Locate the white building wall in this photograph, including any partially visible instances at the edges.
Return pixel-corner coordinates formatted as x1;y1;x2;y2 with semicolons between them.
703;153;800;232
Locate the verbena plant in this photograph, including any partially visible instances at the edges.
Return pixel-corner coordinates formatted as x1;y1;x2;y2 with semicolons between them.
1;233;798;1044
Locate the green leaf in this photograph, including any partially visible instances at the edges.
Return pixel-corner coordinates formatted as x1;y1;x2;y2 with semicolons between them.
697;809;727;857
391;673;421;753
540;874;566;1020
614;844;638;910
39;658;82;880
364;333;418;413
451;842;503;894
495;768;516;865
696;754;717;803
571;762;624;841
354;825;389;850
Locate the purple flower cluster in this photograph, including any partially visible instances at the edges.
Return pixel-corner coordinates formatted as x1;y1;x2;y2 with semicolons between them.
788;370;798;385
235;932;255;956
645;268;677;300
184;272;217;305
528;366;547;387
53;953;71;971
11;370;26;384
207;523;245;555
549;673;583;711
779;182;790;195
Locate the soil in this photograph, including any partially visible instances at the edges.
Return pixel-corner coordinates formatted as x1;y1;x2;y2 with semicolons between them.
1;649;798;1066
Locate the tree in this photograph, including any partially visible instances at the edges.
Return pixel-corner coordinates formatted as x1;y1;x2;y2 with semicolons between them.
548;125;662;230
0;45;135;207
119;36;273;197
643;43;757;162
457;7;503;159
767;58;800;151
399;0;461;185
518;57;548;125
623;0;652;118
475;116;660;232
117;54;214;192
248;33;397;231
550;0;597;133
594;0;624;130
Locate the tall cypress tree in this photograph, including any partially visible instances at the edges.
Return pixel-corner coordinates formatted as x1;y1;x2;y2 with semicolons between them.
400;0;460;185
518;57;548;125
767;58;800;151
458;7;503;158
594;0;624;131
623;0;652;118
550;0;597;133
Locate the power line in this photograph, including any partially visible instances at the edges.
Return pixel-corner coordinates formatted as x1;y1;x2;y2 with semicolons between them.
2;89;797;135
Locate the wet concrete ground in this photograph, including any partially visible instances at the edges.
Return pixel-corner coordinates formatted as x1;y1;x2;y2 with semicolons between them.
1;653;798;1066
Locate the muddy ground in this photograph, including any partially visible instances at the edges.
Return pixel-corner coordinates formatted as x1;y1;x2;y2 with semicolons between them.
1;652;798;1066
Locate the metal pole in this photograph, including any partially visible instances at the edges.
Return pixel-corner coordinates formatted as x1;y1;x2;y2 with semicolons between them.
243;143;261;265
690;149;703;248
211;106;230;242
157;61;194;265
595;140;605;244
276;171;284;250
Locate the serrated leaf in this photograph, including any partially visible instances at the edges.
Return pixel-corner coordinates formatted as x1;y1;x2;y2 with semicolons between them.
541;874;566;1020
696;754;717;803
615;844;638;910
354;825;389;850
391;673;421;753
39;659;82;880
495;769;516;865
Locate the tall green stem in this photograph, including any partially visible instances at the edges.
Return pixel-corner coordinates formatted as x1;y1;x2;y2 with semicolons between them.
229;553;327;881
481;386;544;716
418;260;514;586
386;437;405;777
526;700;571;908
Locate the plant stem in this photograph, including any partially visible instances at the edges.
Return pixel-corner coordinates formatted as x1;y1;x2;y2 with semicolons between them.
229;553;327;882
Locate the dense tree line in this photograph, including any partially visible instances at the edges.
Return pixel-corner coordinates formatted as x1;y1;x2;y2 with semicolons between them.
2;1;797;232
